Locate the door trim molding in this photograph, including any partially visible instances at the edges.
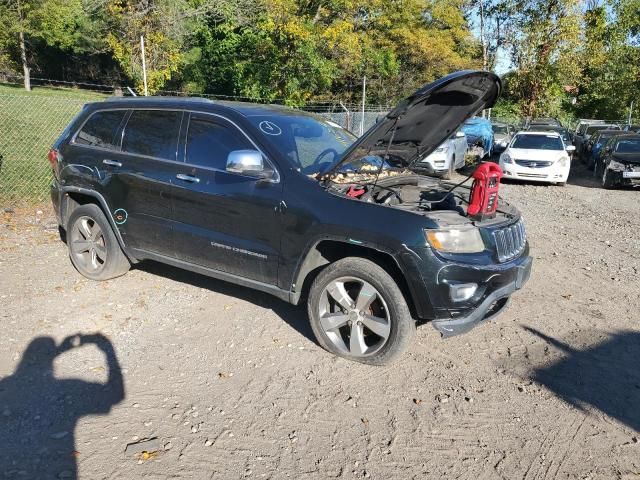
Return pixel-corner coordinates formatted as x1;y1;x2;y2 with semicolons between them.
130;248;293;303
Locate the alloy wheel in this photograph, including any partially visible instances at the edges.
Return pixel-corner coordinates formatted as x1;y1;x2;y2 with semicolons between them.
318;276;391;357
70;216;107;273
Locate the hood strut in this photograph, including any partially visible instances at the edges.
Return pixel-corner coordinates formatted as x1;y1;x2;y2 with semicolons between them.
370;118;399;191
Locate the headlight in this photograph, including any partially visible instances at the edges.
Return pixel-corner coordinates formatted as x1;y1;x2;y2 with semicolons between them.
435;145;449;153
557;155;569;167
425;228;485;253
501;154;513;164
608;159;625;171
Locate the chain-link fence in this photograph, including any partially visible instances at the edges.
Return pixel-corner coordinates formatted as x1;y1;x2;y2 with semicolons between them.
0;94;86;205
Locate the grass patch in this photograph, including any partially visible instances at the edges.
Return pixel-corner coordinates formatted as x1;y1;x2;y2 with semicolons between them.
0;82;109;100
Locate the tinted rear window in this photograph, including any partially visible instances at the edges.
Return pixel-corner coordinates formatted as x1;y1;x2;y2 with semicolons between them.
75;110;126;149
122;110;182;160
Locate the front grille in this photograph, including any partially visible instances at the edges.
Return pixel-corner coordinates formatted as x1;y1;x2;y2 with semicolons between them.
493;219;527;262
515;160;553;168
517;172;548;178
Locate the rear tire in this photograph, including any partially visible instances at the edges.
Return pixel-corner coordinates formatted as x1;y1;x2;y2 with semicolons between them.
67;204;130;281
307;257;415;365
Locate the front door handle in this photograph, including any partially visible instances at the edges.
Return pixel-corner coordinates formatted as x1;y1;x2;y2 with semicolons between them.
103;159;122;167
176;173;200;183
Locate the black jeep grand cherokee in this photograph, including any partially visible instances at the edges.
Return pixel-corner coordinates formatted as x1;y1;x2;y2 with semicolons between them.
50;70;532;365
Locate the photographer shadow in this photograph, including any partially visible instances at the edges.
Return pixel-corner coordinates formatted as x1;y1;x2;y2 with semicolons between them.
526;327;640;432
0;334;124;479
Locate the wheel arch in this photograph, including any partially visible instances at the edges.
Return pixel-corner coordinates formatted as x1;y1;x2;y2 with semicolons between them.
60;187;135;262
290;239;419;318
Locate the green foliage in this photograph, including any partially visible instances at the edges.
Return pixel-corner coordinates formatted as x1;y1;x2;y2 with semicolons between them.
503;0;582;117
0;0;637;120
573;0;640;120
185;0;480;104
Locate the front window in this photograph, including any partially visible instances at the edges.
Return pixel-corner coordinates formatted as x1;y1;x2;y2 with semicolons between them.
511;134;564;150
246;114;356;175
615;138;640;153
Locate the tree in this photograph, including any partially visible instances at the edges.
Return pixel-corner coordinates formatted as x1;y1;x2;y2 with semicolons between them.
186;0;480;105
573;0;640;119
503;0;582;117
0;0;97;90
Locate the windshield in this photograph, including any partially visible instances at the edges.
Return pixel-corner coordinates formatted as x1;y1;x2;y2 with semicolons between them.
511;134;564;150
246;114;357;175
615;138;640;153
493;125;509;134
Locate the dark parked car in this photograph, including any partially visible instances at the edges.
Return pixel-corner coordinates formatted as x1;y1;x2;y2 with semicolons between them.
579;124;620;161
48;70;532;365
526;117;561;129
585;129;629;169
573;120;604;154
598;134;640;188
527;124;573;148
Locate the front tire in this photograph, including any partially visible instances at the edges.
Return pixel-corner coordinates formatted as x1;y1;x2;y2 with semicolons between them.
441;155;455;180
307;257;415;365
602;166;616;189
67;204;130;281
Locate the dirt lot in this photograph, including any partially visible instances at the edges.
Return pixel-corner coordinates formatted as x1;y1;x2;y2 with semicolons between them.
1;163;639;480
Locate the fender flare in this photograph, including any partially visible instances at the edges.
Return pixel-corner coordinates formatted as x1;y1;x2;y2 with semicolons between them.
60;186;134;261
288;236;421;310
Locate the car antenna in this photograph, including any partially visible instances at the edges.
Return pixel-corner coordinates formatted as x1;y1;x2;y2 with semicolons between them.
370;118;399;193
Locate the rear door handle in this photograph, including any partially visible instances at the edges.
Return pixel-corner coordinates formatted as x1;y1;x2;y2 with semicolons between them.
176;173;200;183
103;159;122;167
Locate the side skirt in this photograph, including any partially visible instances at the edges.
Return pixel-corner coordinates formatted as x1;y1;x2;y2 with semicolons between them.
129;248;293;304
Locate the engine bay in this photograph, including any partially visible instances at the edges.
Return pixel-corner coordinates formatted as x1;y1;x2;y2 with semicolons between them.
332;173;468;216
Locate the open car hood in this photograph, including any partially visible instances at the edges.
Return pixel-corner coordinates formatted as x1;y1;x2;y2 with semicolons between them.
322;70;501;179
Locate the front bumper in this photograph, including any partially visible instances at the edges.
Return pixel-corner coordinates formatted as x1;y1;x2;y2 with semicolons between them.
605;163;640;186
431;256;532;337
500;160;569;183
418;152;450;173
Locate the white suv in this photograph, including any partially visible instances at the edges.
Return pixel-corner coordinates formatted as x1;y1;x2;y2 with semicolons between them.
499;131;575;185
419;131;467;179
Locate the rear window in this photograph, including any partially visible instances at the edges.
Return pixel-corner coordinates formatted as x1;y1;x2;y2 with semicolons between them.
512;134;564;150
122;110;182;160
74;110;127;149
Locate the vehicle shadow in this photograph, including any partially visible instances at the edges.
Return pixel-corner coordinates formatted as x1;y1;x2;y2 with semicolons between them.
0;334;124;479
136;261;317;345
524;327;640;433
567;161;602;189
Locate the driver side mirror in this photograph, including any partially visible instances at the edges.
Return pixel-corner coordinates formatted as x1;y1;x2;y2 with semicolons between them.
566;145;576;153
226;150;274;179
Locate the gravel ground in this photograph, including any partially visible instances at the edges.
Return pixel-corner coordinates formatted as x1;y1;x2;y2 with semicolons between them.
0;163;639;480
